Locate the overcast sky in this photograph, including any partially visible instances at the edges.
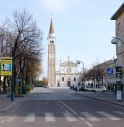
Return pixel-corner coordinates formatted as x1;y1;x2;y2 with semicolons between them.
0;0;124;79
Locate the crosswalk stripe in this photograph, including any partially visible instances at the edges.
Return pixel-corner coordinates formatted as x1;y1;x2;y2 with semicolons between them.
0;110;123;124
24;113;35;122
63;111;77;121
0;119;5;123
45;113;56;122
81;112;99;121
6;116;15;122
114;111;124;116
98;111;121;120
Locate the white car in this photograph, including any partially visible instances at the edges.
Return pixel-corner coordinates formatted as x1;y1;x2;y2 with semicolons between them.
93;86;106;92
85;86;93;91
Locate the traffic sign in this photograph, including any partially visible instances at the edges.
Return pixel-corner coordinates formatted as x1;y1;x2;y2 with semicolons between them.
0;57;12;76
107;67;113;74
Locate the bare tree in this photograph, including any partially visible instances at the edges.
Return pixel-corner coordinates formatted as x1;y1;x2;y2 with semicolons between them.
0;9;43;94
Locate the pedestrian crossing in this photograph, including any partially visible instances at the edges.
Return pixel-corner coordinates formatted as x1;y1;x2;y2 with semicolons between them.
0;110;124;124
98;111;121;120
81;112;100;121
23;113;35;122
64;111;77;121
45;113;56;122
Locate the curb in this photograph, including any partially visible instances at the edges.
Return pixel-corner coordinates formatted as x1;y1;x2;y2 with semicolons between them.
0;96;25;112
78;93;124;108
0;99;19;112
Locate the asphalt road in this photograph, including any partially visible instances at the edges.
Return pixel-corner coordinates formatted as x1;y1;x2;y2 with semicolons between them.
0;87;124;127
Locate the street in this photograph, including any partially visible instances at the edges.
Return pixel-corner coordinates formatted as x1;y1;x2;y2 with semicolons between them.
0;87;124;127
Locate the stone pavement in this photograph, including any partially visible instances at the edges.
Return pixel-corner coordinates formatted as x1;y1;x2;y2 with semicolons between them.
78;91;124;107
0;94;24;112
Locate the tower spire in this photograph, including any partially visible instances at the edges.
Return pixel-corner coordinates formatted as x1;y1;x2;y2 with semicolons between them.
49;18;55;34
48;17;55;38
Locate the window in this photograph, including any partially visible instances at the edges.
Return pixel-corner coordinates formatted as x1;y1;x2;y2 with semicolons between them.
74;77;76;82
50;41;54;43
62;77;64;82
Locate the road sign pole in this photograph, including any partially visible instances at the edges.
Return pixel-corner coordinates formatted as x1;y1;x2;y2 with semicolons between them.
116;66;122;101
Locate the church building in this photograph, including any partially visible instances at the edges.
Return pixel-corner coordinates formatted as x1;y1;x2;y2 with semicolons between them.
47;18;81;87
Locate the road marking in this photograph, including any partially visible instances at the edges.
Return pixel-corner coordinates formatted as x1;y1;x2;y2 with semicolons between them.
58;100;78;115
79;117;84;120
45;113;56;122
6;116;15;122
85;121;93;127
81;112;99;121
98;111;121;120
114;111;124;116
64;111;77;121
24;113;35;122
0;119;5;123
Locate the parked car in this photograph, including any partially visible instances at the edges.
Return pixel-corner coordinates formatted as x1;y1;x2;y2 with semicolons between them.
84;85;93;91
93;85;106;92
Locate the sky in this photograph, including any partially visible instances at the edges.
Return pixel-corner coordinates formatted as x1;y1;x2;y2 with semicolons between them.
0;0;124;79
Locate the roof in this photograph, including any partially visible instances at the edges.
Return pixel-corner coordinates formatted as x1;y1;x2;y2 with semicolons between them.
111;3;124;20
61;60;77;67
49;18;55;34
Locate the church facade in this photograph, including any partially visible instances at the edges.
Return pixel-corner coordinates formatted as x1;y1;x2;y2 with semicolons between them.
56;59;81;87
47;19;81;87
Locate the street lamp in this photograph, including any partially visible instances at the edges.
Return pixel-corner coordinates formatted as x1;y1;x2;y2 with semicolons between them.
11;46;15;102
111;37;124;45
111;36;123;101
76;60;84;73
76;60;84;81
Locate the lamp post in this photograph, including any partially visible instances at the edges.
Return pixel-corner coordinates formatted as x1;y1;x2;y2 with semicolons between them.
111;37;123;101
111;37;124;45
11;46;15;102
76;60;84;81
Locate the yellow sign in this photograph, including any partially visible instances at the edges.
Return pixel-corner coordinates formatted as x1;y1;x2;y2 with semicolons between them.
0;57;12;76
1;57;12;60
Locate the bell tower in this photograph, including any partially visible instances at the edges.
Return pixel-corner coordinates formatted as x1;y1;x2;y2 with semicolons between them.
47;18;56;87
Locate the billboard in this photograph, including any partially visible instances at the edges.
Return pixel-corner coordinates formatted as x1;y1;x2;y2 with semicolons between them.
0;57;12;76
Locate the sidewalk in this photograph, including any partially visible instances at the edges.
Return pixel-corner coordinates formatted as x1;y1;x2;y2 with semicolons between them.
78;91;124;107
0;94;24;112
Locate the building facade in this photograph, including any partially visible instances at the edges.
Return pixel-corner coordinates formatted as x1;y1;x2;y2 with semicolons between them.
56;59;81;87
111;3;124;90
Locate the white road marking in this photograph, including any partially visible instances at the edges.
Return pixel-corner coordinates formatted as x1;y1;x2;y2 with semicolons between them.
58;100;78;115
114;111;124;116
24;113;35;122
64;111;77;121
79;117;84;120
6;116;15;122
45;113;56;122
0;119;5;123
81;112;99;121
85;121;93;127
98;111;121;120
